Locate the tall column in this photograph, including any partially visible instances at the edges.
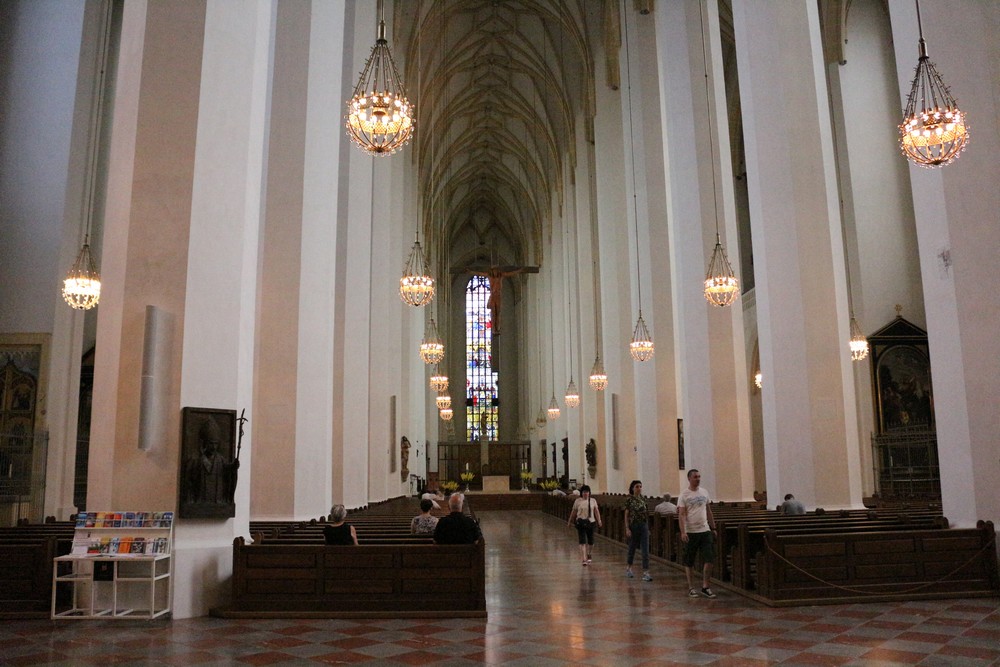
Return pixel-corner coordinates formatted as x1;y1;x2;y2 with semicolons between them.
656;0;752;499
733;1;862;509
889;0;1000;528
173;0;275;617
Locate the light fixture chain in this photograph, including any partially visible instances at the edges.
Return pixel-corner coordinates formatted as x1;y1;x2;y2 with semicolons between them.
623;0;643;311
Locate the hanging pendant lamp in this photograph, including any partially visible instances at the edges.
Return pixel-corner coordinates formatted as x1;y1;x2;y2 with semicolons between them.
345;0;413;156
63;237;102;310
699;3;739;308
547;394;561;421
536;407;547;427
589;354;608;391
439;406;454;421
849;316;870;361
899;0;968;168
436;393;452;410
419;317;444;363
622;5;654;362
754;370;762;389
564;378;580;409
429;365;448;393
400;232;435;306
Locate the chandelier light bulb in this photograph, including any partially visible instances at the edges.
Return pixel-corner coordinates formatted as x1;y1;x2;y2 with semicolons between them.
629;313;654;362
547;395;561;421
345;19;413;156
704;235;740;308
849;316;870;361
899;25;968;167
588;355;608;391
439;406;454;421
62;238;101;310
419;317;444;364
400;237;434;307
565;379;580;409
436;393;451;410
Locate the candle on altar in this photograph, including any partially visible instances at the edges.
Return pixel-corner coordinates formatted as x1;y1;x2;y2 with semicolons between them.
465;462;469;471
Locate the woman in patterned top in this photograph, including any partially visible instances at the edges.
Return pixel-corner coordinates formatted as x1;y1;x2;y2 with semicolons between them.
410;499;439;535
624;480;652;581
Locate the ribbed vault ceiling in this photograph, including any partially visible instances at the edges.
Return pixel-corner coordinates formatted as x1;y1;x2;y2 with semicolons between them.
395;0;607;278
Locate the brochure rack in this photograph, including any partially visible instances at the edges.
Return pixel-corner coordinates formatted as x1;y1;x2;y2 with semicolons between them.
51;511;173;619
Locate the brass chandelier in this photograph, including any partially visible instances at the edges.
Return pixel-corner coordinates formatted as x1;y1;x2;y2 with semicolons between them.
622;6;654;362
436;393;451;410
589;354;608;391
400;232;435;307
849;316;869;361
63;2;112;311
547;394;561;422
899;0;968;168
345;0;413;156
429;364;448;393
699;2;738;308
419;317;444;364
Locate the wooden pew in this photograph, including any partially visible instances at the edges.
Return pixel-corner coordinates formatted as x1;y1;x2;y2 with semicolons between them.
214;538;486;618
0;537;71;618
755;521;1000;606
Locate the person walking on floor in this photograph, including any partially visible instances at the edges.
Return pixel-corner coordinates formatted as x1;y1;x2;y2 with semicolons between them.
567;484;603;565
678;469;717;598
624;480;652;581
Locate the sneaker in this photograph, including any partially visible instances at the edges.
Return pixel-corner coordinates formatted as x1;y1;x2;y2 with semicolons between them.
642;572;653;582
582;561;588;566
701;587;717;599
586;557;593;564
688;588;699;598
625;569;635;578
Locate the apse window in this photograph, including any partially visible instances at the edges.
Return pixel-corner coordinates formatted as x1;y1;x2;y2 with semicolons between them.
466;276;498;441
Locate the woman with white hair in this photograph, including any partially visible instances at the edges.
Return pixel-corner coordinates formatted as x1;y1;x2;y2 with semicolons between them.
323;504;358;545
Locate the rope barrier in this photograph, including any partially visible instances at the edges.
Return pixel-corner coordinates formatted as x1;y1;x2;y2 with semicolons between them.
763;532;997;595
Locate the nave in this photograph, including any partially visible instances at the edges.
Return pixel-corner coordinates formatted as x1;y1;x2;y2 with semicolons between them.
2;512;998;666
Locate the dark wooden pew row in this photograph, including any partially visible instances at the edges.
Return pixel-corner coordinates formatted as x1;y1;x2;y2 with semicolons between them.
0;536;73;618
755;520;999;606
212;537;486;619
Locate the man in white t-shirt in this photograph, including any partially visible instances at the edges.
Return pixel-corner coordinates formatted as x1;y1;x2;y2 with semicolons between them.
678;469;717;599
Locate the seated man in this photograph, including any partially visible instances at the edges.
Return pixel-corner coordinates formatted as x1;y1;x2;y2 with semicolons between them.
781;493;806;515
421;487;444;510
433;493;482;544
654;497;678;515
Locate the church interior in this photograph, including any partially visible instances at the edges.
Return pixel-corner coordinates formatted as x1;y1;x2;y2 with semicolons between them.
1;0;998;639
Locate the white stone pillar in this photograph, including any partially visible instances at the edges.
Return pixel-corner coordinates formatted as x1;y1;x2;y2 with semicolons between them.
173;0;276;618
889;0;1000;527
733;0;862;509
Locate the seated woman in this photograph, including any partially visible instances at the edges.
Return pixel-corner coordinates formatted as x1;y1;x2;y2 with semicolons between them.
323;504;358;545
410;499;439;535
420;487;444;510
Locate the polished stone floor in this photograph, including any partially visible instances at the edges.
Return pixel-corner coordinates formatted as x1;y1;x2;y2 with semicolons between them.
2;511;998;666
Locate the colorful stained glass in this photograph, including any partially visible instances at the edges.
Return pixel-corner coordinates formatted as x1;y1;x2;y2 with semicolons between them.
466;276;498;441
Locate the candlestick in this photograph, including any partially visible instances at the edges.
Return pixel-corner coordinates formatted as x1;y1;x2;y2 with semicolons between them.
465;462;469;471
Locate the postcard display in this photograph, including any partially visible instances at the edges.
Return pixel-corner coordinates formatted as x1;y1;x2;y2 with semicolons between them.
51;511;174;619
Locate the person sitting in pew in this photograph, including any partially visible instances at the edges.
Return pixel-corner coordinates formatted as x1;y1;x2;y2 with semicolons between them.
433;494;482;544
654;497;678;515
411;499;440;535
323;505;358;545
421;488;444;510
781;494;806;515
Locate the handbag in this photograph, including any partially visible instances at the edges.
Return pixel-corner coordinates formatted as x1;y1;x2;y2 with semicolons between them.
575;498;593;529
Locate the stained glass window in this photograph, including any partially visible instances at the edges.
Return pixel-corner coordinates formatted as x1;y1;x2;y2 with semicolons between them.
466;276;498;441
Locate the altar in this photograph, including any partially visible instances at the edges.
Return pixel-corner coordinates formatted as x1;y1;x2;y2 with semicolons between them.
481;475;510;493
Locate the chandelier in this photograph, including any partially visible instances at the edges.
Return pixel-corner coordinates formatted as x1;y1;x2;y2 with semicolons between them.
589;354;608;391
439;406;454;421
565;378;580;409
704;234;739;307
536;407;547;427
419;317;444;363
698;4;739;308
754;370;762;389
547;395;561;421
63;238;102;310
623;11;654;362
63;4;112;311
345;1;413;156
849;316;869;361
899;1;968;167
400;233;434;306
429;365;448;393
436;393;451;410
